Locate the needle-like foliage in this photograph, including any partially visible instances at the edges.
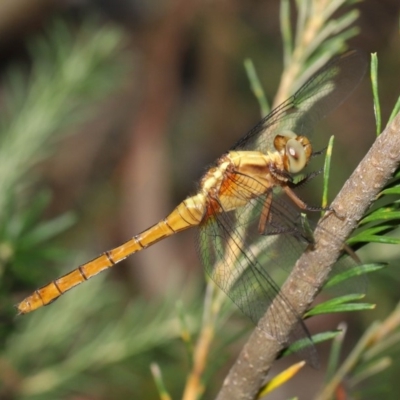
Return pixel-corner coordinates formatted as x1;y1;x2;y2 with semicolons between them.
2;3;400;400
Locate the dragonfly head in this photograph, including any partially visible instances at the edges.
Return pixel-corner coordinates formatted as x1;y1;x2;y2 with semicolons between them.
274;131;313;174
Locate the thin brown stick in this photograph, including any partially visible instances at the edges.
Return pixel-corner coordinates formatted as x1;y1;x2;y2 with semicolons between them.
216;113;400;400
182;323;214;400
182;283;227;400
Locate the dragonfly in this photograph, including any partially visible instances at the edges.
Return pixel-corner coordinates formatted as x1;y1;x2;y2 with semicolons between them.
17;50;366;352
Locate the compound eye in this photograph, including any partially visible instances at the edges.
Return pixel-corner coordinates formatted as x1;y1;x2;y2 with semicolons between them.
273;130;297;152
286;138;307;173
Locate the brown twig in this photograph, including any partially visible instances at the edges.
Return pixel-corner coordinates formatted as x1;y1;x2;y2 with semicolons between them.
216;113;400;400
182;322;214;400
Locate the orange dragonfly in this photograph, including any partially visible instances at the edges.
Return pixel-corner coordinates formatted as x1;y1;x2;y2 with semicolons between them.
17;50;366;350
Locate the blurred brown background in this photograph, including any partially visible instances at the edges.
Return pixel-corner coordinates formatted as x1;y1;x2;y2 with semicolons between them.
1;0;400;399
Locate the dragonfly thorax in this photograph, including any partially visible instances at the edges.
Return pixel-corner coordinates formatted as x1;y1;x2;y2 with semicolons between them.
198;151;290;215
274;131;312;174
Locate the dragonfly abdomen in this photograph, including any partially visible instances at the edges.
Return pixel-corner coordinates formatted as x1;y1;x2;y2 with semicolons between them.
16;195;207;314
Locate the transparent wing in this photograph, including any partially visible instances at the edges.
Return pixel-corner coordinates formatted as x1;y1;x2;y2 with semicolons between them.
232;50;367;153
197;170;364;365
197;174;316;349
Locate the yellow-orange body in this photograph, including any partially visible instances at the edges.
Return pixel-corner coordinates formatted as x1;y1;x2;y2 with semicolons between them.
17;149;294;314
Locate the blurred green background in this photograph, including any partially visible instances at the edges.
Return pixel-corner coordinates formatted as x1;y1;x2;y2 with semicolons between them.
0;1;400;399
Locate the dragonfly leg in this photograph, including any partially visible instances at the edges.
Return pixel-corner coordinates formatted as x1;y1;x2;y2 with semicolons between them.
269;163;292;181
283;185;328;213
258;191;273;234
287;170;347;219
311;146;328;158
289;169;323;189
284;186;360;262
320;206;345;221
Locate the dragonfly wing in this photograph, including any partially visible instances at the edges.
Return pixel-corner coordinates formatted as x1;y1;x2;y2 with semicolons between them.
232;50;367;153
197;193;314;351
